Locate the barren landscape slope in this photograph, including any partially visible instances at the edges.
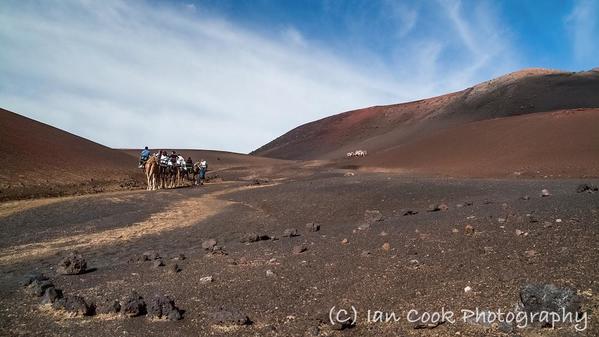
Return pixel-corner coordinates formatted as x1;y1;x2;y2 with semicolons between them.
0;108;143;200
362;108;599;178
252;69;599;165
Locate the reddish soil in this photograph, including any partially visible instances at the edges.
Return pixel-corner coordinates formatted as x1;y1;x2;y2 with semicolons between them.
0;108;144;201
252;69;599;178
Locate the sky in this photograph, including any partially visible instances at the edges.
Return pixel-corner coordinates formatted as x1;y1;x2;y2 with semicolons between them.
1;0;597;153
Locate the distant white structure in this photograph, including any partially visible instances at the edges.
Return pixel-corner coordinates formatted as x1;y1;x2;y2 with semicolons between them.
346;150;368;158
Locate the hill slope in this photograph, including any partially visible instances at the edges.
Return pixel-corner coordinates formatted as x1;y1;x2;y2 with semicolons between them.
0;108;143;200
252;69;599;167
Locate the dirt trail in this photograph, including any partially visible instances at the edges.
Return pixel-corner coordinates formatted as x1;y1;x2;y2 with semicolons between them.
0;184;274;265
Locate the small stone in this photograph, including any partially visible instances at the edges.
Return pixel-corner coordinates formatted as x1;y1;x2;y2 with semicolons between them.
403;210;418;216
515;229;525;236
524;250;537;257
341;238;349;244
464;286;473;293
482;246;494;254
20;272;49;287
520;284;580;315
361;250;371;257
282;228;299;237
202;239;217;250
200;276;213;284
148;294;182;321
266;270;275;277
153;259;164;268
52;295;94;316
142;250;161;261
96;299;121;314
540;189;551;197
211;308;251;325
121;291;146;317
26;279;54;297
464;224;475;235
451;228;459;233
497;217;506;223
57;252;87;275
305;222;320;232
41;287;63;304
364;210;384;223
169;263;180;273
428;203;449;212
555;218;562;223
576;183;598;193
382;242;391;251
521;195;530;200
240;233;270;243
172;253;186;260
292;245;307;255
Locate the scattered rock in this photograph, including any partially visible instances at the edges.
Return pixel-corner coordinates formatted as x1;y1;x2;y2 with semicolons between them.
451;228;459;234
520;284;581;320
96;299;121;314
200;276;213;284
403;210;418;216
266;270;275;277
292;245;307;255
464;286;473;293
52;295;94;316
515;229;528;236
521;195;530;200
251;178;270;185
497;217;506;223
464;224;475;236
26;279;54;297
121;291;146;317
361;250;371;257
305;222;320;232
206;245;228;256
540;189;551;197
153;259;164;268
172;253;186;261
202;239;217;250
148;295;182;321
428;203;449;212
211;308;251;325
282;228;299;237
57;252;87;275
41;287;63;304
524;249;537;258
240;233;270;243
169;263;180;273
343;172;355;177
330;320;354;330
20;272;49;287
142;250;161;261
341;238;349;244
364;210;384;224
576;183;598;193
382;243;391;251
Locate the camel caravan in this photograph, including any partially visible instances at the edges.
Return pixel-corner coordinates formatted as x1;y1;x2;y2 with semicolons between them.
346;149;368;158
139;147;208;191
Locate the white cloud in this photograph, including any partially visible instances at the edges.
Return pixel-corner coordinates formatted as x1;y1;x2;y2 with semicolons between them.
0;0;520;153
565;0;598;64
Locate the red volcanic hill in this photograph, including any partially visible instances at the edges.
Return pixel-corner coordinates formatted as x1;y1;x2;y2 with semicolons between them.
252;68;599;177
0;108;143;200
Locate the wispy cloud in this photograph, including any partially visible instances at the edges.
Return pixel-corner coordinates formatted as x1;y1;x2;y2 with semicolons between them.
0;0;520;152
565;0;598;65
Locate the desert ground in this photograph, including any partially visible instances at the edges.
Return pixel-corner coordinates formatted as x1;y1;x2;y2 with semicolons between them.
1;68;599;336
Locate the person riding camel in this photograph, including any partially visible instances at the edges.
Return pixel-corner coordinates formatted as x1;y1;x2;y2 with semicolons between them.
169;151;178;166
186;157;193;174
139;146;151;168
159;150;169;167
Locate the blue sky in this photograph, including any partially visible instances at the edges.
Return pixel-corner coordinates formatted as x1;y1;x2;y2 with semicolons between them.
1;0;597;152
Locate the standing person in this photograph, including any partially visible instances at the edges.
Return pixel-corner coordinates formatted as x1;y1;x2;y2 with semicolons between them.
195;158;208;185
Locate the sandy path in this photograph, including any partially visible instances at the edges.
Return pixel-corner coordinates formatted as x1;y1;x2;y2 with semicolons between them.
0;184;272;265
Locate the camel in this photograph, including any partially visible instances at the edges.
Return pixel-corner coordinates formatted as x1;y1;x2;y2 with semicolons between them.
144;155;159;190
